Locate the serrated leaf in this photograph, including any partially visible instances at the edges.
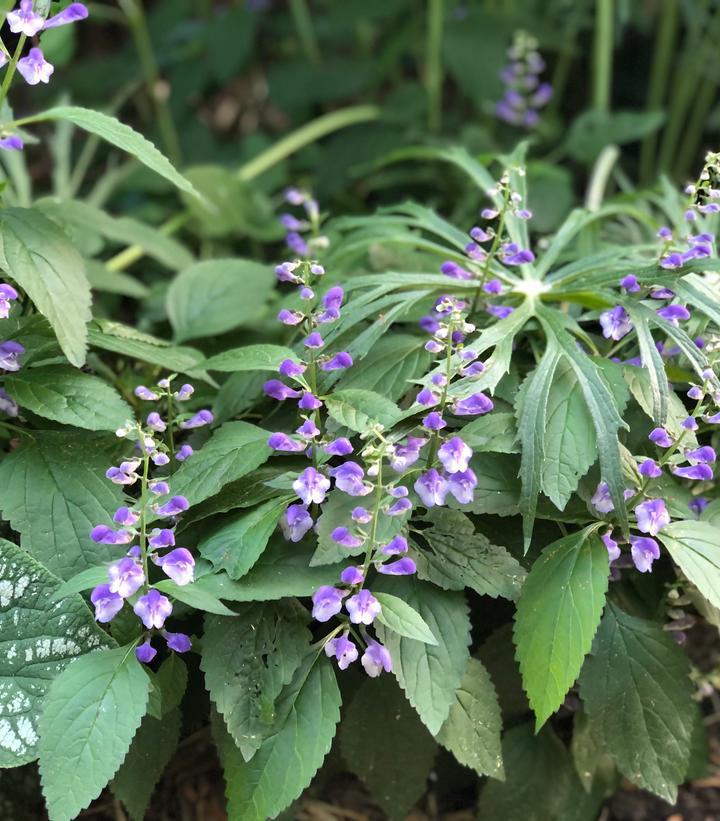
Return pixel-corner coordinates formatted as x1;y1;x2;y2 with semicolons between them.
376;577;470;734
38;647;150;821
167;259;275;342
0;432;126;579
460;411;519;454
658;520;720;611
201;604;310;759
456;452;521;517
578;602;695;803
153;579;237;616
340;675;436;819
0;540;112;767
625;364;697;441
436;657;504;778
3;366;132;431
202;344;297;373
514;526;608;729
324;388;402;432
374;592;438;644
214;654;341;820
0;208;91;367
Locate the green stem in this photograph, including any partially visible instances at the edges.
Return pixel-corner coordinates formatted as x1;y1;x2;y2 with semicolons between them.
425;0;444;133
166;391;176;465
471;185;511;315
360;456;385;583
289;0;322;65
138;435;151;593
0;34;26;114
425;323;454;467
592;0;613;114
0;419;34;438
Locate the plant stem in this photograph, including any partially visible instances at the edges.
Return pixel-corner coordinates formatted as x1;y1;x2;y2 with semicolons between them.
592;0;613;114
289;0;321;65
138;434;151;593
0;34;26;114
425;0;444;133
585;144;620;211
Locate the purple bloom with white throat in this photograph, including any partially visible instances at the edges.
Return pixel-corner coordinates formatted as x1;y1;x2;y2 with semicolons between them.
180;409;213;429
277;309;303;326
0;284;18;318
361;640;392;677
389;437;427;472
148;529;175;549
298;392;322;410
649;427;673;448
151;452;170;467
377;557;417;576
422;411;446;431
17;48;54;85
346;589;381;625
438;436;473;474
630;536;660;573
264;380;300;401
686;446;716;464
414;469;449;508
114;507;139;527
304;331;324;349
330;462;371;496
279;359;305;378
331;527;364;549
312;586;345;622
0;340;24;371
155;495;189;517
134;385;159;401
43;2;89;29
325;635;358;670
453;392;494;416
352;506;372;524
106;459;140;485
324;437;353;456
175;444;194;461
280;504;313;542
620;274;640;293
639;459;662;478
90;584;124;623
634;498;670;536
136;639;156;664
321;352;353;372
447;468;477;505
174;384;194;401
134;589;173;629
599;306;632;341
340;566;364;585
380;535;408;555
0;387;18;417
90;525;132;545
386;497;412;516
602;531;621;562
7;0;44;35
107;558;145;598
673;464;714;481
268;432;305;452
591;482;615;514
149;480;170;496
153;548;195;586
164;632;192;653
656;304;691;325
146;412;166;432
293;466;330;505
501;242;535;265
297;418;321;440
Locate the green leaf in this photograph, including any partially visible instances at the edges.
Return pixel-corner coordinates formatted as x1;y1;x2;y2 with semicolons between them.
214;653;341;820
38;647;151;821
3;366;132;431
578;603;695;802
166;259;275;342
201;604;310;759
658;520;720;611
49;564;109;602
0;432;126;579
460;411;519;454
340;675;437;819
0;539;112;767
26;107;200;197
198;497;290;579
167;421;271;508
374;593;438;644
514;526;609;730
153;579;238;616
85;262;150;299
413;508;525;601
436;657;504;779
0;208;91;367
324;388;402;432
376;577;470;734
112;709;181;821
458;452;521;517
202;343;297;373
152;654;188;717
625;364;698;441
564;109;665;163
623;305;669;425
571;710;615;792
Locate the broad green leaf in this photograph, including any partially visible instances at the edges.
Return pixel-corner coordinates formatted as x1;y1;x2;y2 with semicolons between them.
460;411;519;454
3;366;132;431
112;709;181;821
625;364;699;442
0;208;90;366
413;508;525;601
168;421;271;508
0;539;112;767
564;109;665;162
458;452;521;517
214;654;341;820
201;604;310;759
436;657;504;779
340;675;437;819
514;526;608;729
324;388;402;432
38;647;150;821
153;579;237;616
26;106;200;197
658;520;720;611
167;259;275;342
202;343;297;373
376;577;470;734
578;603;695;802
85;262;150;299
0;432;126;579
49;564;109;602
152;654;188;717
374;593;438;644
198;497;290;579
571;710;616;792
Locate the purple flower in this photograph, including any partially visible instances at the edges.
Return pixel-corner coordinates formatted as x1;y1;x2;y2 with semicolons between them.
43;3;89;29
657;226;672;240
0;340;24;371
149;480;170;496
148;529;175;549
280;504;313;542
134;385;159;401
146;412;166;432
501;243;535;265
414;469;449;508
416;387;439;406
386;497;412;516
275;262;300;283
330;462;371;496
90;584;124;623
174;384;194;401
176;444;194;461
0;284;18;318
323;286;344;312
599;306;633;341
304;332;324;349
180;409;213;430
164;632;192;653
389;437;427;472
591;482;615;514
331;527;364;549
660;253;685;269
17;48;54;85
634;499;670;536
107;558;145;598
419;315;441;334
7;0;44;35
423;411;446;431
114;507;139;527
106;460;140;486
686;446;716;464
324;635;358;670
706;412;720;424
438;436;473;474
352;506;372;523
152;452;170;467
657;304;691;325
268;432;305;452
264;380;301;401
381;535;408;555
136;639;156;664
447;468;477;504
487;305;515;319
688;386;703;400
293;467;330;505
630;536;660;573
321;352;353;372
689;497;709;516
285;231;309;256
277;309;303;326
602;531;621;562
620;274;640;293
361;640;392;677
155;496;190;517
453;392;493;416
324;438;353;456
298;392;323;410
90;525;132;545
649;427;673;448
639;459;662;478
0;387;18;417
134;589;173;629
0;136;22;152
154;548;195;585
462;361;486;377
441;261;472;280
483;278;503;295
312;586;345;622
673;464;714;481
340;566;365;585
378;557;417;576
346;589;381;625
279;359;305;378
297;419;320;438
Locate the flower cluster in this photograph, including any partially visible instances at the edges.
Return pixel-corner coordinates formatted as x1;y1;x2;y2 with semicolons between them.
89;377;212;663
495;31;552;129
279;186;328;261
0;2;89;151
0;281;23;385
